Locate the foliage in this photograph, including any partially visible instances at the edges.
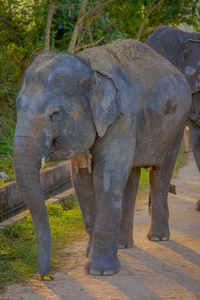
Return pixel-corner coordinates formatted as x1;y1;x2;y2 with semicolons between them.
1;0;199;59
51;2;81;51
0;0;198;177
104;0;200;41
141;0;200;40
0;114;16;182
0;194;85;290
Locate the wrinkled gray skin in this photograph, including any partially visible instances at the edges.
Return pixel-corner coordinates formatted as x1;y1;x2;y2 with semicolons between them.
146;26;200;211
13;40;191;277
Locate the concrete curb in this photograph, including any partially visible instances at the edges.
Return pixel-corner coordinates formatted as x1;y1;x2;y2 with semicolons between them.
0;188;75;229
0;161;71;217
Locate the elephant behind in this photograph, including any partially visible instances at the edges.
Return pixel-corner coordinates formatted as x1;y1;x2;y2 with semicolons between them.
146;26;200;210
13;40;191;278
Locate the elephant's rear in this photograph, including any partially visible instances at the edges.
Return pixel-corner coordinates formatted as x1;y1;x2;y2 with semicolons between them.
146;26;200;172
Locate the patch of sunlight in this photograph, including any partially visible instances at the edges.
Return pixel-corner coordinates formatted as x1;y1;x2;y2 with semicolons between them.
119;251;199;300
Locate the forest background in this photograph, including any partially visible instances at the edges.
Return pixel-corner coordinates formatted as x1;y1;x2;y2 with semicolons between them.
0;0;199;180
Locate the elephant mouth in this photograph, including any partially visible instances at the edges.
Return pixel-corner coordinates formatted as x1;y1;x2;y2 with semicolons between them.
47;137;81;161
46;138;59;161
46;136;71;161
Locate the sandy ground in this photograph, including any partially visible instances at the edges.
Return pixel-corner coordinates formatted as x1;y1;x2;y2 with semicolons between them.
1;154;200;300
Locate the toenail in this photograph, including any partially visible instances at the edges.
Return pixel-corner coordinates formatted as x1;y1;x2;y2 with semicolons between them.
103;270;115;276
150;236;160;241
90;269;102;276
161;236;169;241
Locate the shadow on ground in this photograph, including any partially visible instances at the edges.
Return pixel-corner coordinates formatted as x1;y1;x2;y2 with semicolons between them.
3;155;200;300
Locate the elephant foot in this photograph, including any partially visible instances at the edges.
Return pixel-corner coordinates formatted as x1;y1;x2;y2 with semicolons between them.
196;200;200;211
85;257;120;276
147;226;170;241
118;237;133;249
118;229;133;249
148;235;169;241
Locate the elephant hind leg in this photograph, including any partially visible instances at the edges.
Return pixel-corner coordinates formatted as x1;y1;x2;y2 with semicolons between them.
147;165;171;241
147;128;184;241
118;167;140;249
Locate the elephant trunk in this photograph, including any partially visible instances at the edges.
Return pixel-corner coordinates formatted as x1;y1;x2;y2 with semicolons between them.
13;131;51;277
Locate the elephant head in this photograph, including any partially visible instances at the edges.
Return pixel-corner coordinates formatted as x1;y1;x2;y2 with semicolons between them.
180;39;200;94
13;52;123;278
146;26;200;171
146;26;200;94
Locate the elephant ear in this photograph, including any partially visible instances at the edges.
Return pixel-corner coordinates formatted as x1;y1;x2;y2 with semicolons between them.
180;39;200;93
81;70;124;137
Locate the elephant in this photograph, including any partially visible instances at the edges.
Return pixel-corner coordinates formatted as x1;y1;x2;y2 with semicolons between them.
146;26;200;211
13;39;191;278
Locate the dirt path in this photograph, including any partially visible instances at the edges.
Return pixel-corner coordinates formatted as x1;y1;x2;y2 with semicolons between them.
2;154;200;300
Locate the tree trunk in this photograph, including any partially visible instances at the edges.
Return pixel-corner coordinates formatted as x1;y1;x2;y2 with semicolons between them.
136;0;165;40
68;0;88;53
45;1;56;51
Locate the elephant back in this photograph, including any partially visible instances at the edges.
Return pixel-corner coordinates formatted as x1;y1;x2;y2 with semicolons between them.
146;26;200;94
80;39;183;92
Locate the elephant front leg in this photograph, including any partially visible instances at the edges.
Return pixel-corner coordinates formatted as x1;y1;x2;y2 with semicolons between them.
71;159;96;257
85;188;121;276
85;158;131;276
118;167;140;249
148;155;178;240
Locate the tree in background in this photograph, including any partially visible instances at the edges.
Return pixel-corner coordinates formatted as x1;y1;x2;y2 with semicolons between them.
1;0;199;57
103;0;199;41
0;0;199;177
43;0;114;52
0;0;199;112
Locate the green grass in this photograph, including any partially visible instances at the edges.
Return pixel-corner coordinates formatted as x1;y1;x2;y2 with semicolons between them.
0;194;86;290
173;142;189;173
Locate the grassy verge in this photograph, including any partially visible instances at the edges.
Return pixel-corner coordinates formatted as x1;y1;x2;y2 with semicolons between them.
0;142;189;290
173;142;189;173
0;194;86;290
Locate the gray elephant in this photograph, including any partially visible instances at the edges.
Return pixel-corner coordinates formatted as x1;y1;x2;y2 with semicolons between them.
13;40;191;278
146;26;200;210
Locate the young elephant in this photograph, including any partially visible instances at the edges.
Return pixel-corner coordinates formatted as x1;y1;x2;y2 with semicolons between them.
146;26;200;210
13;40;191;278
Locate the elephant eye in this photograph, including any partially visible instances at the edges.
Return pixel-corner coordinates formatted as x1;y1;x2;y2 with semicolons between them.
48;103;66;122
53;111;60;115
49;110;63;122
